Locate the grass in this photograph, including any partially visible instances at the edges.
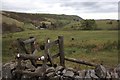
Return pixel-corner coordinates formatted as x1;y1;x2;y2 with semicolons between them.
62;20;118;30
96;20;118;30
2;30;119;69
2;11;118;31
2;15;24;27
2;15;35;31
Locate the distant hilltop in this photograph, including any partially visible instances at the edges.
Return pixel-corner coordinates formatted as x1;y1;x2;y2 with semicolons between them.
2;10;83;24
1;11;83;33
1;11;119;33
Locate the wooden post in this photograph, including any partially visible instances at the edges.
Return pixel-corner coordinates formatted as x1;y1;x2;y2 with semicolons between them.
58;36;65;67
43;38;54;67
47;38;54;66
44;38;49;64
16;54;22;70
29;37;37;67
65;57;98;67
17;38;29;54
30;37;35;54
42;38;49;72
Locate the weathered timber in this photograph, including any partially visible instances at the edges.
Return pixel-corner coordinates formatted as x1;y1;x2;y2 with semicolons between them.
52;53;60;59
65;57;98;67
23;37;36;44
16;54;40;60
17;38;29;54
58;36;65;67
17;37;38;67
46;40;59;48
30;37;36;53
29;37;37;67
45;38;54;66
16;53;59;67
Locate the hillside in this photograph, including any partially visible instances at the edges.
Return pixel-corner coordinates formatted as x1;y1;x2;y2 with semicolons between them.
2;11;82;33
1;11;119;33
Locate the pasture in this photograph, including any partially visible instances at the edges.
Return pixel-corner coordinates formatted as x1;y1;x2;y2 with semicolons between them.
2;30;118;69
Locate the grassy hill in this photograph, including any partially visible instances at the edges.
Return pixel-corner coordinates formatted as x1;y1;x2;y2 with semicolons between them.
2;12;36;33
2;11;118;33
2;11;82;32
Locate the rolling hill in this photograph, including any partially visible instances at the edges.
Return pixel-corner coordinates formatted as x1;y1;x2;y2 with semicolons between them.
2;11;83;33
1;11;118;33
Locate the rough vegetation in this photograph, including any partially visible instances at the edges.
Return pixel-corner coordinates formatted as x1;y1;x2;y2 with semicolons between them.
2;11;82;32
2;30;118;68
1;11;119;74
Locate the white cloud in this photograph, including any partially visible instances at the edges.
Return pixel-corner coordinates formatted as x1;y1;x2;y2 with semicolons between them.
79;13;118;19
1;0;119;19
66;0;119;2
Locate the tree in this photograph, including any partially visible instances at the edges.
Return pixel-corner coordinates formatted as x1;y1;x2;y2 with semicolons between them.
80;19;97;30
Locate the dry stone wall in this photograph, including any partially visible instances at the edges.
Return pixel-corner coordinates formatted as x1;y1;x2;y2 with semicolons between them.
2;61;120;80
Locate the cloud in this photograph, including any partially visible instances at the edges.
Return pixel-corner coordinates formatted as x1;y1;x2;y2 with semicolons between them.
61;2;118;13
1;0;119;19
79;13;118;19
2;0;53;12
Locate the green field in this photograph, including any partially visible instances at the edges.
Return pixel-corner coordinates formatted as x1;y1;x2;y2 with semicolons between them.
2;11;119;69
2;30;118;69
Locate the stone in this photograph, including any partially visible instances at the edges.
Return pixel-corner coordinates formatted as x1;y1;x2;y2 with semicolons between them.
2;67;13;79
2;62;17;79
3;57;120;80
67;67;76;72
80;70;86;77
110;72;119;79
46;72;55;77
74;75;83;80
10;62;17;70
3;61;17;70
106;71;111;79
25;60;36;70
78;71;83;78
62;69;67;74
63;76;74;80
63;70;74;77
115;64;120;77
57;71;61;75
53;76;60;80
21;74;31;80
38;77;46;80
55;66;64;72
46;67;55;73
84;70;92;80
95;65;107;78
35;67;45;76
89;70;98;79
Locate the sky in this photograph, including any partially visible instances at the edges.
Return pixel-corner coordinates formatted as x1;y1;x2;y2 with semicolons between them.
1;0;119;19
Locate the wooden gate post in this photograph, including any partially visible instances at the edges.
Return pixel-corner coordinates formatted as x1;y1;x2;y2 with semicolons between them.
58;36;65;67
30;37;35;54
43;38;49;65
